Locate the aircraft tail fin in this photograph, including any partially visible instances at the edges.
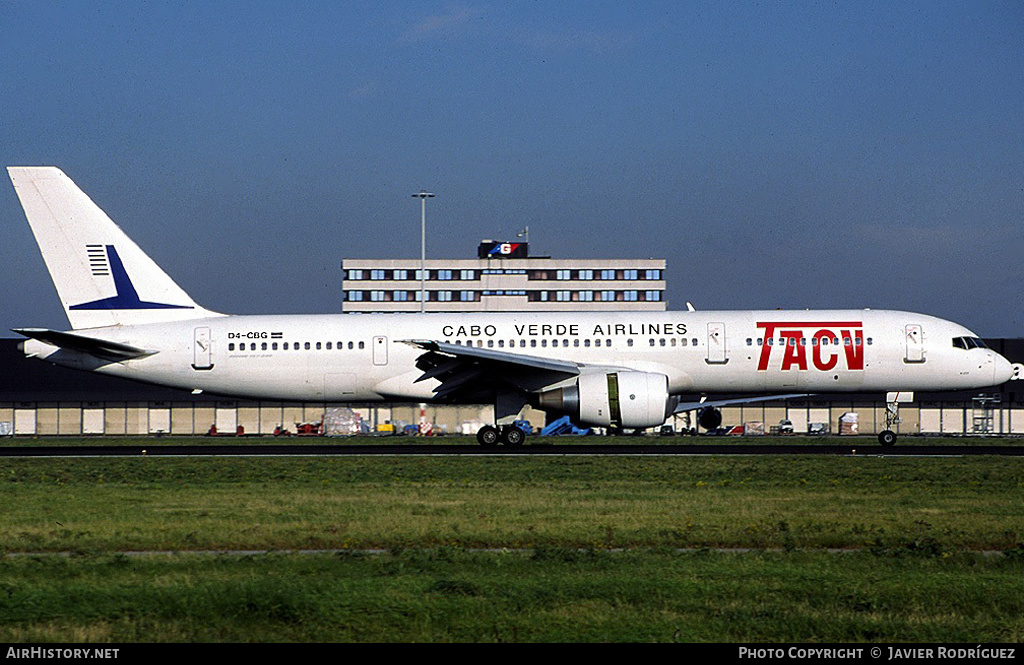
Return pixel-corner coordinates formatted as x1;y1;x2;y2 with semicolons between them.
8;167;223;330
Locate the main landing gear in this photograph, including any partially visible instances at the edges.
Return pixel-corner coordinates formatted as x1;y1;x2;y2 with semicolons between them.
476;424;526;447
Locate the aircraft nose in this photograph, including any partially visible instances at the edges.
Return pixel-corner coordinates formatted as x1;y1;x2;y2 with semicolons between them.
992;352;1015;385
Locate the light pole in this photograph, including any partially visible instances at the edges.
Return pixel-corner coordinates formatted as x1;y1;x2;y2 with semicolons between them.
412;190;435;312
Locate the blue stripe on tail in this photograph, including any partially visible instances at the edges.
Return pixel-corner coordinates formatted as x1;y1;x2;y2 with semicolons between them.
69;246;193;311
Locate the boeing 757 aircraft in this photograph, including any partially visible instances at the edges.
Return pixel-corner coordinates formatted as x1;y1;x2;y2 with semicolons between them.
8;167;1018;446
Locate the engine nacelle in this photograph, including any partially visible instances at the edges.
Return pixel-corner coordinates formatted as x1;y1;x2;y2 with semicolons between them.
537;371;676;429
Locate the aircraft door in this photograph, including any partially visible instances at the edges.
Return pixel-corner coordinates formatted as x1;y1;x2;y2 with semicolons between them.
373;336;388;366
192;327;214;370
905;324;925;363
706;322;728;364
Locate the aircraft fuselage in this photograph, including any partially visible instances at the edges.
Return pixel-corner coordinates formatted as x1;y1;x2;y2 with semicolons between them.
23;309;1013;402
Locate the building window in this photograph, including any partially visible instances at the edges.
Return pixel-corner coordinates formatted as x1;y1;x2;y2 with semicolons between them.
600;290;616;301
556;290;571;301
578;269;593;280
623;269;637;280
645;269;661;280
644;290;661;301
370;291;386;302
623;290;638;301
601;269;616;280
393;291;408;301
437;291;453;301
370;269;386;280
460;269;476;280
460;291;475;302
556;270;571;280
347;269;363;280
437;270;453;280
579;291;594;301
393;269;408;280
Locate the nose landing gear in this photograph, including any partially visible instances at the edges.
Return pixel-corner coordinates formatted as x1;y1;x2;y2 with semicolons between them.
878;392;910;447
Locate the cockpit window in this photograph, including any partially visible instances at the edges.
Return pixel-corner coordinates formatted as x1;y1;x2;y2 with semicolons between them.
952;336;987;350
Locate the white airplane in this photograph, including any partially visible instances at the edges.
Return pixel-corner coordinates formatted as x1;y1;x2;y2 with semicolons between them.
8;167;1018;446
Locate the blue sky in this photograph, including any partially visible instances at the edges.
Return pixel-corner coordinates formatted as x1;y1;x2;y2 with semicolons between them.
2;1;1022;336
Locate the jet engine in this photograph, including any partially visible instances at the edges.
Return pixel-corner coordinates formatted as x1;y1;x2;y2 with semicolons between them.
697;406;723;431
536;371;677;429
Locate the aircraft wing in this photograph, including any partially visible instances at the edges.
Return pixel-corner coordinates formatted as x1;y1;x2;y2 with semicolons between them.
13;328;154;361
673;393;812;413
401;339;581;401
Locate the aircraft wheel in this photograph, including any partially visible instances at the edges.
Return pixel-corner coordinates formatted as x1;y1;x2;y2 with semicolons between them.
476;425;500;447
878;430;898;447
501;426;525;447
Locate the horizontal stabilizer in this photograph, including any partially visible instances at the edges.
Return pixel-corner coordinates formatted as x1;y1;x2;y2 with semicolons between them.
13;328;154;361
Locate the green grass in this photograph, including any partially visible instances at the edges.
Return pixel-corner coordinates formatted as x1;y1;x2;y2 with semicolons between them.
2;550;1023;642
3;455;1022;552
2;452;1023;641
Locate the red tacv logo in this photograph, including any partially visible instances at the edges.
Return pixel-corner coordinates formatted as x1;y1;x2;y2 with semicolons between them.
757;322;864;371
